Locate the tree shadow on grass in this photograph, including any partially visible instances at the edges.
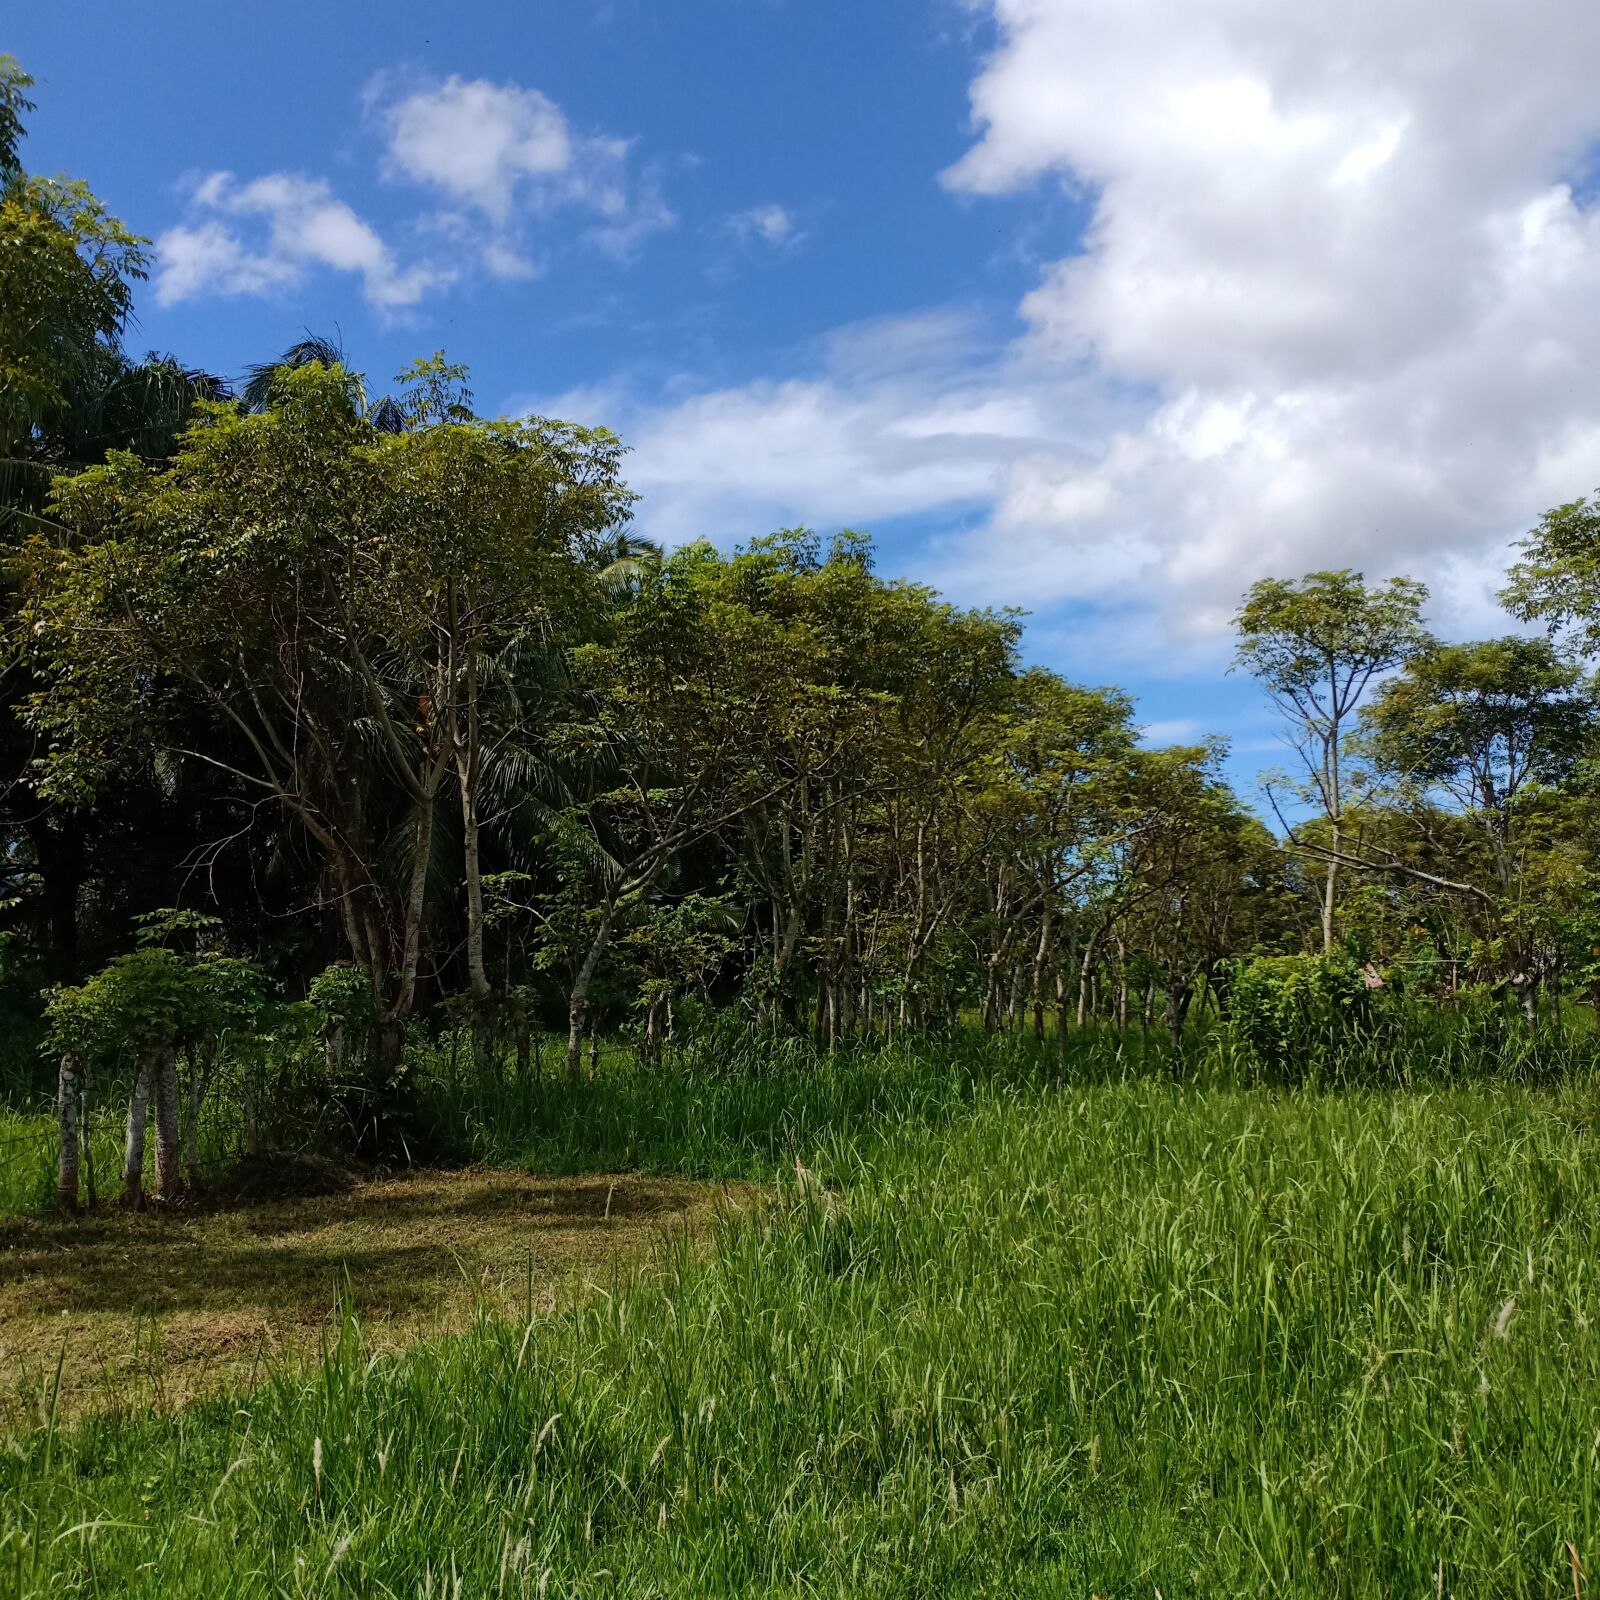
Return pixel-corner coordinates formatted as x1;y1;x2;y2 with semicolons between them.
0;1167;732;1426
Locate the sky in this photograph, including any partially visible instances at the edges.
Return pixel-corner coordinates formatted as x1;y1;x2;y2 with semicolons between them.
14;0;1600;794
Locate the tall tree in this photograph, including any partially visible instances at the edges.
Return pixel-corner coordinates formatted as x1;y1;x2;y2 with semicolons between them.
27;359;630;1075
0;56;146;523
1235;570;1431;951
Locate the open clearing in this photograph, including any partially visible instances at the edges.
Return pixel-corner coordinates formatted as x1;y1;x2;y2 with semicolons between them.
0;1167;731;1428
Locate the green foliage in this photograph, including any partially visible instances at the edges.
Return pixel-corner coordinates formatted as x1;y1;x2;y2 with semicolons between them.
1235;570;1432;700
1230;951;1374;1076
306;961;374;1025
1362;635;1593;806
43;946;192;1055
0;109;147;456
43;943;269;1063
0;55;34;173
1503;491;1600;653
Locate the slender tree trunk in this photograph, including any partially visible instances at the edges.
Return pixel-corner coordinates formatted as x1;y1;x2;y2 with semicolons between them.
152;1043;181;1200
1321;719;1341;954
57;1052;81;1212
1076;935;1099;1029
453;643;497;1087
123;1052;154;1207
80;1055;96;1210
1164;980;1192;1062
644;993;664;1063
242;1055;260;1158
377;780;443;1078
1030;909;1053;1042
183;1045;206;1190
567;900;619;1077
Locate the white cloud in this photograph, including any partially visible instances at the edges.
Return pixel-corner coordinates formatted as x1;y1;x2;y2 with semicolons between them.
929;0;1600;636
728;203;801;249
552;1;1600;649
521;309;1118;549
379;76;574;222
155;172;451;310
152;220;298;305
154;72;673;312
482;241;539;280
587;168;677;262
371;73;675;264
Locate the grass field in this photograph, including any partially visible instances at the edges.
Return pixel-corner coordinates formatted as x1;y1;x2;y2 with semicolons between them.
6;1042;1600;1595
0;1167;730;1430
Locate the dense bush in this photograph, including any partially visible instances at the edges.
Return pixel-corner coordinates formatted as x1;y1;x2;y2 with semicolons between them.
1229;952;1378;1077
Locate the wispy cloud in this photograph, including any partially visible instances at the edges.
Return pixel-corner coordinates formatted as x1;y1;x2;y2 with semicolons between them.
154;70;675;311
727;202;802;250
371;71;676;271
154;171;452;311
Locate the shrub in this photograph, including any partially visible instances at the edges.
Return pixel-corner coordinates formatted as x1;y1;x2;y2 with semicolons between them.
1229;952;1374;1078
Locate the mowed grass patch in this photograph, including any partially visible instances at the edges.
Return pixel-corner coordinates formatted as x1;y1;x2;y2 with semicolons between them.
0;1167;731;1431
8;1073;1600;1595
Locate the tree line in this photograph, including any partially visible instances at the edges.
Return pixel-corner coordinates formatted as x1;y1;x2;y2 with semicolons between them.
11;54;1600;1207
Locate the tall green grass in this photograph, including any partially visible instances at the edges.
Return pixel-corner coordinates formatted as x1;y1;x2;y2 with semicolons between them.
414;1007;1600;1178
6;1002;1594;1218
8;1051;1600;1595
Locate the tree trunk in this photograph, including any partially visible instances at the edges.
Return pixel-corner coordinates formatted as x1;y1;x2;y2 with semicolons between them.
57;1052;81;1212
1164;980;1192;1059
242;1057;260;1158
566;898;620;1077
152;1043;181;1200
454;664;498;1090
1030;909;1053;1042
644;993;664;1063
472;1004;497;1089
1513;970;1539;1029
80;1054;96;1209
1076;935;1099;1030
123;1052;154;1207
566;997;588;1078
183;1045;207;1190
376;1014;405;1077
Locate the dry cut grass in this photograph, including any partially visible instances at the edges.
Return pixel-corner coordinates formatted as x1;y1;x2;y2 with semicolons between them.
0;1165;733;1429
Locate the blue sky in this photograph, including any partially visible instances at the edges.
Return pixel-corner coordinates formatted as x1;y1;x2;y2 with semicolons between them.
16;1;1600;797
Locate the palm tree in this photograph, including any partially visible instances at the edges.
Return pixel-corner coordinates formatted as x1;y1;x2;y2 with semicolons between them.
240;333;406;432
